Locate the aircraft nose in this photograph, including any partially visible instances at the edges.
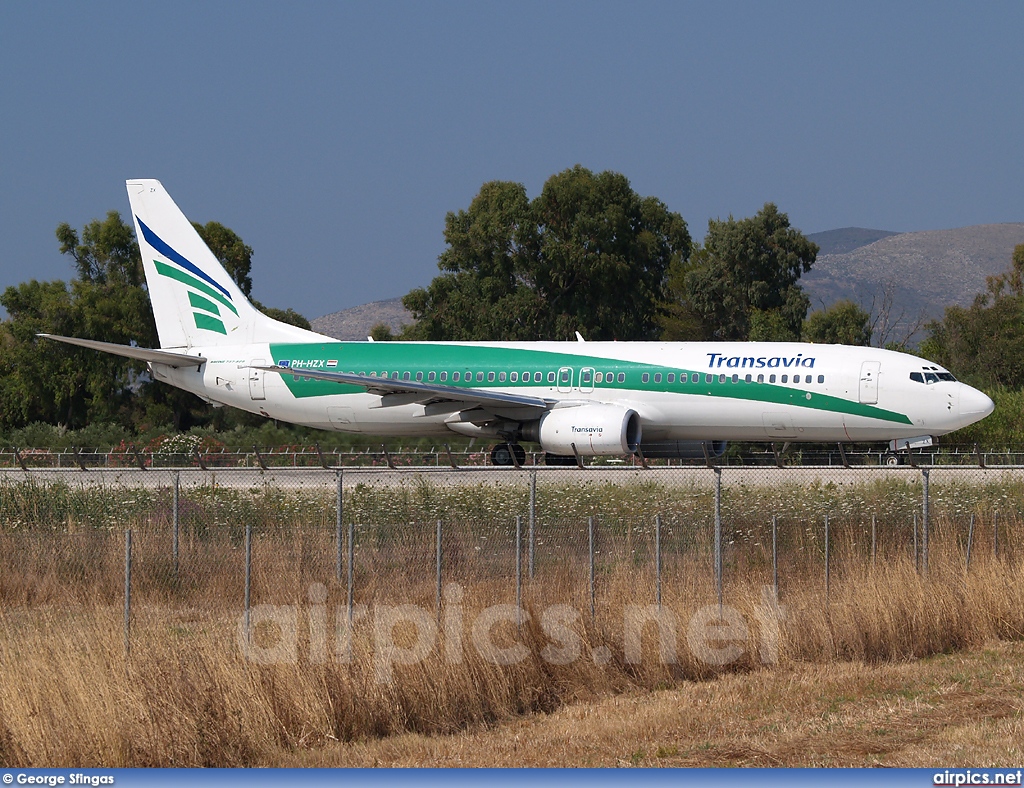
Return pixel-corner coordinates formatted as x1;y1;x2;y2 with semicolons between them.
959;384;995;421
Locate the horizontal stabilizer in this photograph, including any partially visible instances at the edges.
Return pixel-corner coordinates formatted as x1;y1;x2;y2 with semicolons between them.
37;334;206;367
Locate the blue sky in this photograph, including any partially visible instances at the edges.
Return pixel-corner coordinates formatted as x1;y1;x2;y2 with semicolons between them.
2;1;1022;320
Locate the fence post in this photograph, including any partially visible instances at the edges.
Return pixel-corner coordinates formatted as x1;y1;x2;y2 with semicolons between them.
913;513;919;572
516;515;523;628
994;510;1000;560
336;470;344;581
173;471;180;576
655;514;662;609
714;468;723;613
244;523;252;645
772;514;779;600
966;513;975;570
436;519;443;622
871;514;877;564
124;529;132;656
588;515;595;623
921;468;930;576
824;514;830;602
529;469;536;580
347;519;355;632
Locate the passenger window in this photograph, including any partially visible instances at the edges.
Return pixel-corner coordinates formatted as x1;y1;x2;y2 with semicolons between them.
769;374;776;383
510;371;518;382
653;373;661;383
595;372;603;383
535;372;543;383
582;369;592;384
642;373;650;383
487;371;495;382
617;372;625;383
428;371;435;382
477;372;484;382
415;372;423;382
744;374;752;383
392;372;400;379
667;373;675;383
781;375;788;383
403;372;411;381
453;372;460;382
369;371;378;377
817;375;824;384
498;371;506;382
757;374;764;383
718;374;726;383
547;372;556;383
440;371;447;382
731;374;738;383
705;374;713;384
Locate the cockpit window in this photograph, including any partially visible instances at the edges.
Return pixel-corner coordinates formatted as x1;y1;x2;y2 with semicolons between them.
911;370;958;384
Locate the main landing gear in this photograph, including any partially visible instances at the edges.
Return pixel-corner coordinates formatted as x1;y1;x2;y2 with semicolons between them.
489;443;527;467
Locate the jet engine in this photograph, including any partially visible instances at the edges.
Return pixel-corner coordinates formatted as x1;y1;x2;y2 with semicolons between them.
524;404;642;456
638;440;728;459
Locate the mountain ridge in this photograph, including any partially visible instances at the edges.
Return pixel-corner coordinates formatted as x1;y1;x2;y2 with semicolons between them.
311;223;1024;341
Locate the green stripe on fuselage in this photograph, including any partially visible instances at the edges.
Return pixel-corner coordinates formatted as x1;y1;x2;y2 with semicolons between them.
268;343;913;425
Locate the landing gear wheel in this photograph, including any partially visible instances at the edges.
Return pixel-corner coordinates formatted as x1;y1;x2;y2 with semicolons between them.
490;443;526;467
884;452;902;467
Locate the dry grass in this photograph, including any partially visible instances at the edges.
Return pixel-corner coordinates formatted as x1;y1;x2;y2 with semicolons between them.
290;642;1024;767
1;473;1022;767
0;533;1022;767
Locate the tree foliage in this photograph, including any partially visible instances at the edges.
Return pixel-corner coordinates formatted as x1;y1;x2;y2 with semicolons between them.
665;203;817;341
0;210;307;433
804;299;873;346
402;166;692;341
193;221;253;297
920;244;1024;389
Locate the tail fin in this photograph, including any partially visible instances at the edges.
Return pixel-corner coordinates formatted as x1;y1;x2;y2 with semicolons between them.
126;179;330;349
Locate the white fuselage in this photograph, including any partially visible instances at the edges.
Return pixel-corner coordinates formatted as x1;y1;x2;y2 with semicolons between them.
150;340;993;444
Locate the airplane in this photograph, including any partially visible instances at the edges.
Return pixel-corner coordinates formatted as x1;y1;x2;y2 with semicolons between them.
39;179;994;466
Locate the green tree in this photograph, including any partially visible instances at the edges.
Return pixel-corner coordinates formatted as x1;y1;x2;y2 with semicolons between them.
56;211;143;287
675;203;818;341
258;306;311;330
193;221;253;296
920;245;1024;390
402;166;691;341
804;299;873;346
369;322;396;341
0;211;307;433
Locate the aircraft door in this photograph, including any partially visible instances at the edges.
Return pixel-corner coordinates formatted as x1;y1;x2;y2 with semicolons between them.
557;366;573;393
249;358;267;401
859;361;880;405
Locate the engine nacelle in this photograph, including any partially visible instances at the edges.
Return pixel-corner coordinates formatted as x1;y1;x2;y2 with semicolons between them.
528;404;642;456
639;440;728;459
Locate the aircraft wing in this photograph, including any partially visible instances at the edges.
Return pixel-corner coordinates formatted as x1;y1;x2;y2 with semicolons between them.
37;334;207;367
255;365;553;411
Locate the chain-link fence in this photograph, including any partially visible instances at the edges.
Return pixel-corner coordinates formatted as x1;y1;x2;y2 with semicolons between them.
1;464;1021;639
